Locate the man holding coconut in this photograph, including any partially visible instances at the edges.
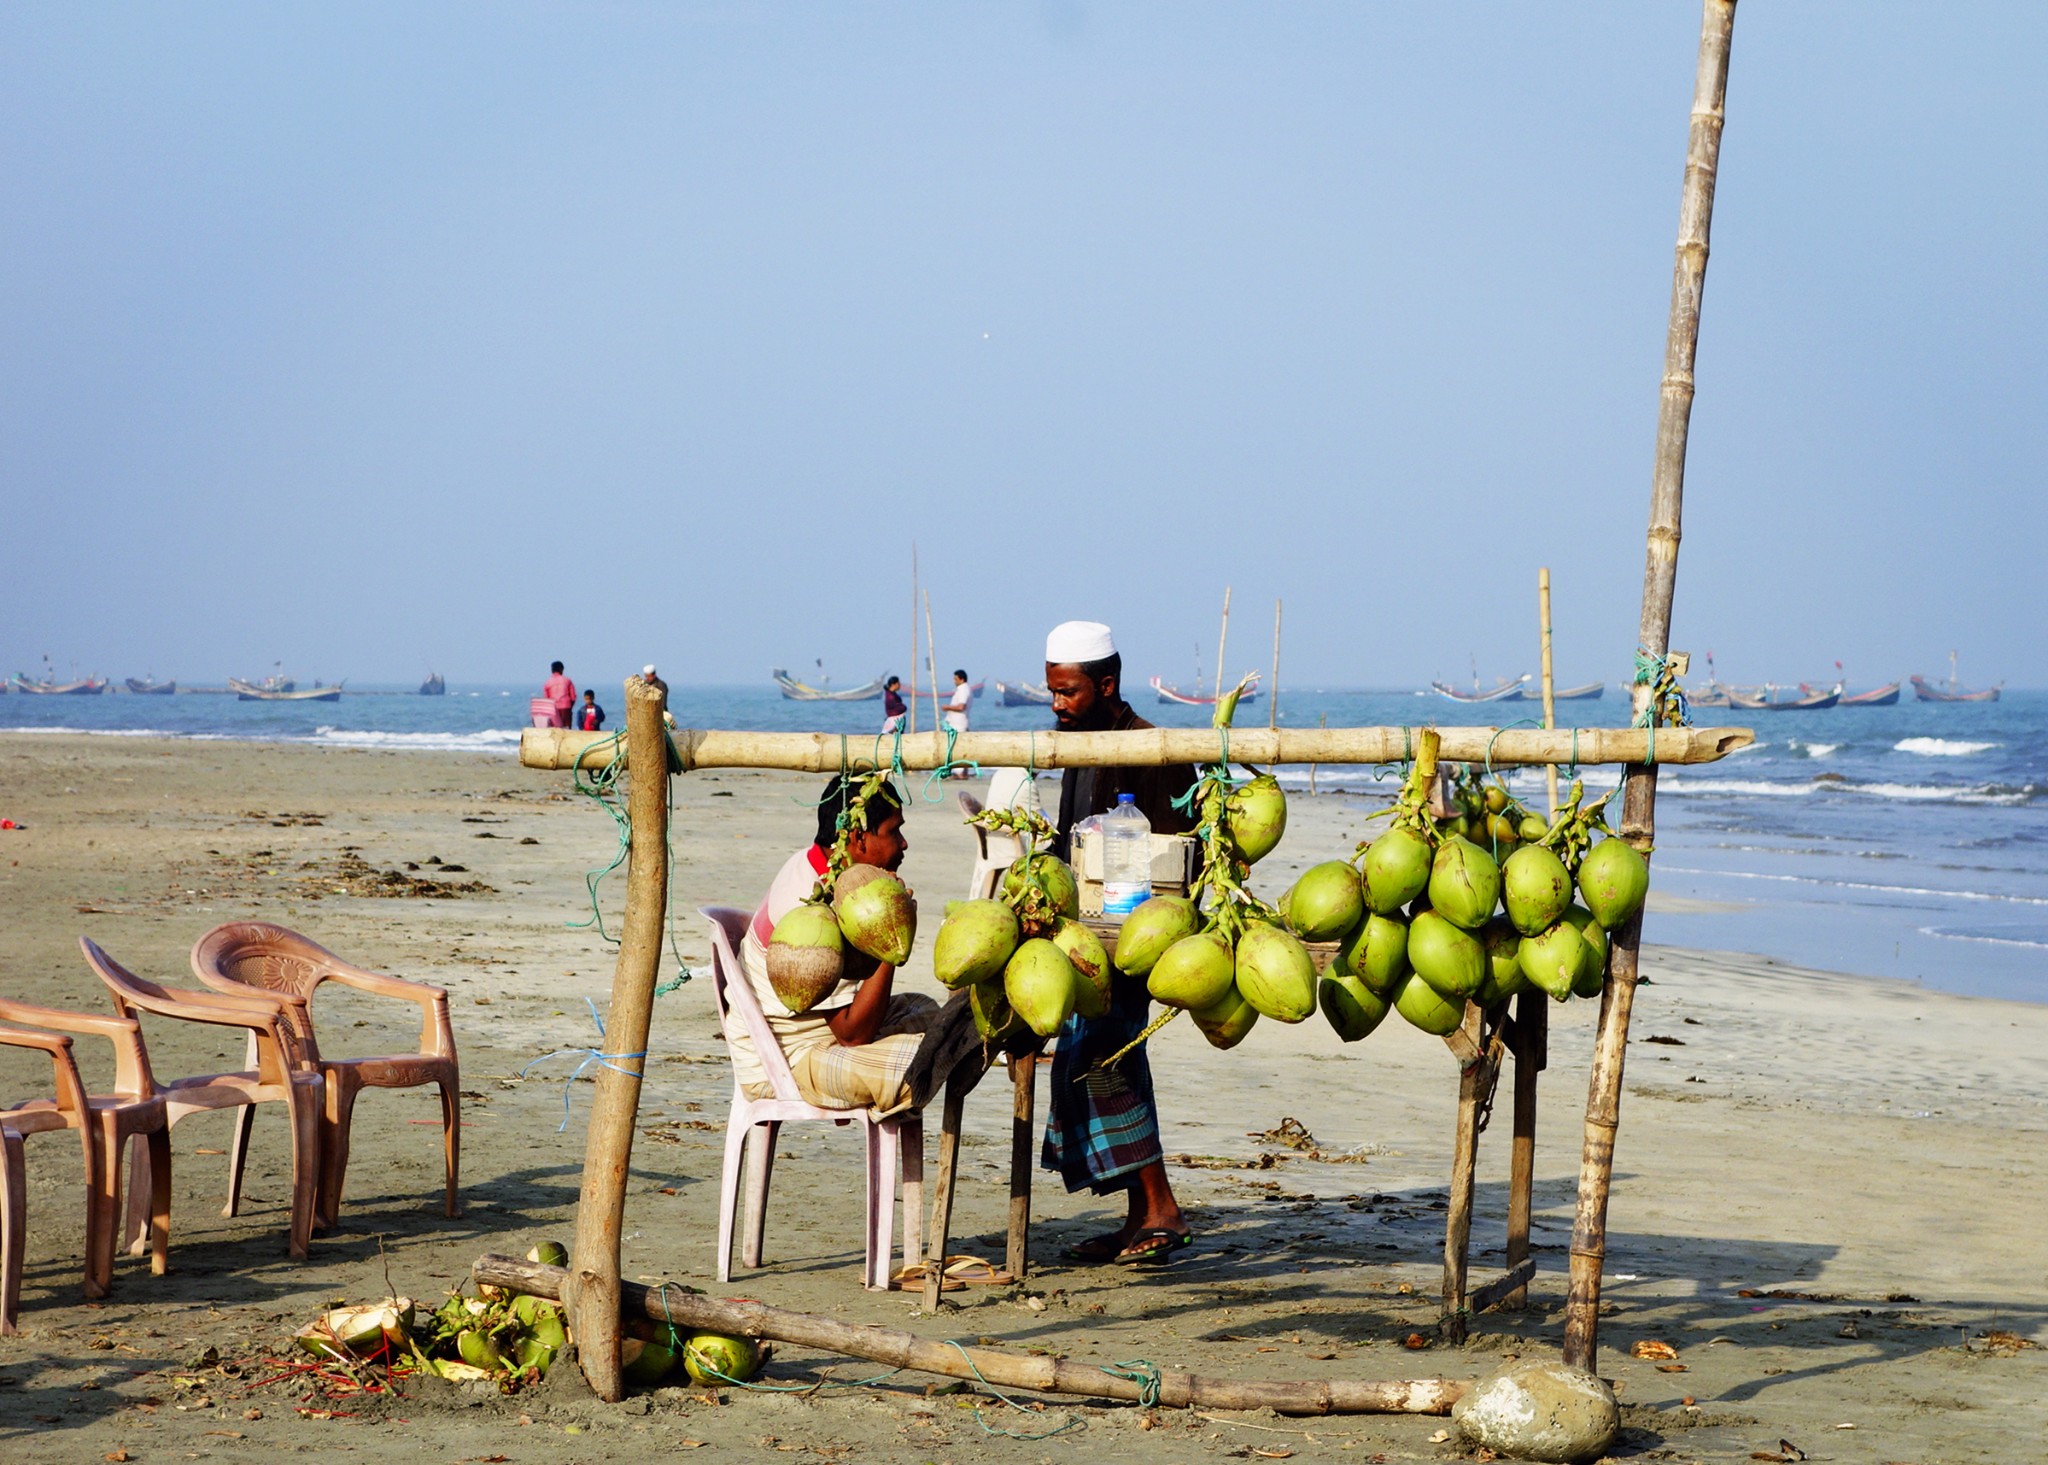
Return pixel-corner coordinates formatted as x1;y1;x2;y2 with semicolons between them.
1040;620;1200;1265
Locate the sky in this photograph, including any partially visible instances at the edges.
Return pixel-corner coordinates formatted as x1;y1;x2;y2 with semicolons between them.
3;3;2042;693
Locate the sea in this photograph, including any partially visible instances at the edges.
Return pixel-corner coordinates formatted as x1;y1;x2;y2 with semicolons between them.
5;681;2043;1004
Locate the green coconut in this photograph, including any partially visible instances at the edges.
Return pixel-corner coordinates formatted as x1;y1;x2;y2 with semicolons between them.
932;899;1020;990
1502;843;1573;936
457;1327;509;1372
1001;852;1080;918
1190;984;1260;1050
1561;905;1610;998
1223;774;1288;864
1475;916;1529;1006
833;865;917;965
1339;911;1411;995
1428;835;1502;931
682;1332;763;1386
1051;917;1112;1019
1114;895;1201;977
1145;929;1235;1010
1391;969;1466;1035
1577;836;1650;929
1004;938;1079;1037
1407;910;1487;1000
968;978;1021;1040
620;1336;679;1385
1319;971;1391;1042
1285;860;1365;942
1234;922;1316;1023
1362;827;1433;914
1518;918;1588;1002
1519;812;1551;843
525;1239;570;1268
765;901;846;1015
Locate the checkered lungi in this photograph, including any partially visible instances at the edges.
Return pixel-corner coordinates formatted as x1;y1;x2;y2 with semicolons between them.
1041;980;1162;1195
787;992;940;1117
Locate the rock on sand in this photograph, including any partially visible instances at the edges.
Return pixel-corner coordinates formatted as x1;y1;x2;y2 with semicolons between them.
1451;1358;1618;1462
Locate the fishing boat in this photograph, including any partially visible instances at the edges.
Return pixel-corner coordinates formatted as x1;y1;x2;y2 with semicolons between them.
1804;680;1899;707
231;677;343;702
125;677;176;695
419;672;446;696
771;668;888;702
12;674;109;695
1151;672;1261;707
1911;653;2001;703
997;679;1054;707
1726;684;1841;711
1430;676;1529;704
1551;681;1605;701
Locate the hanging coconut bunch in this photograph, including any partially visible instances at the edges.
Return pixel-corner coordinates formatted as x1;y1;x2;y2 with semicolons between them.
1110;675;1316;1055
930;804;1098;1040
765;770;919;1015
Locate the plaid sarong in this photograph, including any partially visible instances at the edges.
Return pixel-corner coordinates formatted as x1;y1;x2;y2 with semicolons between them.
1042;981;1162;1194
780;992;940;1118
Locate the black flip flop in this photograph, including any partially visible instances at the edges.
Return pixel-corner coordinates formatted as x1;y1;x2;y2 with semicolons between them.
1115;1228;1193;1266
1062;1232;1129;1264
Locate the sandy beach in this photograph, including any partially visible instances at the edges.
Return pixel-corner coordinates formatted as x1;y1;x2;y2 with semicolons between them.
0;733;2043;1463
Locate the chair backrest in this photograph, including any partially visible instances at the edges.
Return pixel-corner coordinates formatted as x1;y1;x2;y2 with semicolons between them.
192;921;335;1001
955;791;988;859
79;937;306;1073
699;906;805;1103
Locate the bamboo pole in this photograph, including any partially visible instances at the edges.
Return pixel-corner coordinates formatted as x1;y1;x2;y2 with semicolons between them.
1214;585;1233;696
923;591;942;735
1538;568;1559;818
1005;1052;1037;1280
920;1078;970;1312
474;1255;1467;1415
523;723;1751;774
1507;571;1559;1310
908;543;920;736
1439;1004;1486;1343
565;676;670;1401
1562;0;1737;1374
1268;599;1282;731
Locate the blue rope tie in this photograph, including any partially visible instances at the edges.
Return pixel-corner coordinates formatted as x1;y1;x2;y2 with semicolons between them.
519;998;650;1131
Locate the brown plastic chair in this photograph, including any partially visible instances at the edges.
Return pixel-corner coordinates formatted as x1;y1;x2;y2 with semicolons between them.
190;922;460;1229
0;1000;171;1331
78;937;322;1261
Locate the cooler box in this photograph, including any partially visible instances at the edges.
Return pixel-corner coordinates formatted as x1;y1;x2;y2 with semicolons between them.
1069;830;1200;916
530;697;559;728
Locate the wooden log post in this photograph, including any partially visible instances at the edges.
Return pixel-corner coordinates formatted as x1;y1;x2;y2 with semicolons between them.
1439;1004;1486;1342
1503;990;1546;1310
1006;1052;1037;1281
921;1076;972;1311
476;1254;1468;1414
565;676;670;1402
1562;0;1737;1373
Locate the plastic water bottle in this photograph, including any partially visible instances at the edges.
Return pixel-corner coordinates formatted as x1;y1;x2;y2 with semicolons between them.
1100;793;1153;916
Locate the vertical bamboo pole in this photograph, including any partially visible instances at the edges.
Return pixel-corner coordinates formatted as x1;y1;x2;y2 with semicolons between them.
1006;1052;1038;1280
1539;569;1559;819
1563;0;1737;1373
909;544;920;735
1439;1003;1485;1342
921;1079;969;1311
567;675;670;1401
923;592;942;733
1214;586;1233;695
1268;599;1283;730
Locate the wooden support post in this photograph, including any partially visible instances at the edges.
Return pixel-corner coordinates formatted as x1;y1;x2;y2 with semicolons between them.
1563;0;1736;1373
1440;1003;1485;1343
565;676;669;1402
1538;568;1560;820
1006;1051;1037;1281
1503;989;1547;1310
921;1075;969;1311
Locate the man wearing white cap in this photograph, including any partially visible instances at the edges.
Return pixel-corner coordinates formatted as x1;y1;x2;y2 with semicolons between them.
1038;620;1199;1265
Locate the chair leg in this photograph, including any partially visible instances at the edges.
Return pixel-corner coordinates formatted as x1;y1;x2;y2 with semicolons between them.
715;1114;751;1285
741;1123;778;1271
436;1078;463;1218
223;1104;257;1219
318;1077;359;1231
144;1127;171;1277
1;1131;25;1335
122;1128;153;1262
866;1121;898;1292
897;1116;924;1289
284;1081;320;1260
90;1121;125;1299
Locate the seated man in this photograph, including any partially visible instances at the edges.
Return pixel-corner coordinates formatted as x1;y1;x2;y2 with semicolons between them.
729;774;937;1117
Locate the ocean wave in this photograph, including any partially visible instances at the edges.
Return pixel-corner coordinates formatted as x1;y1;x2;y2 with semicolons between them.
0;726;175;738
1894;737;1996;757
1656;864;2048;908
309;727;524;753
1789;741;1838;758
1659;778;1814;797
1917;926;2048;952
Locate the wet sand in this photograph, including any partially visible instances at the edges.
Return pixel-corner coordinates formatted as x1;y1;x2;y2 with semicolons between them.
1;733;2043;1462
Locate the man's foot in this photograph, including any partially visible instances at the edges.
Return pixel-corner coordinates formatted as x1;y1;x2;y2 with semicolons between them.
1115;1227;1193;1265
1063;1231;1131;1264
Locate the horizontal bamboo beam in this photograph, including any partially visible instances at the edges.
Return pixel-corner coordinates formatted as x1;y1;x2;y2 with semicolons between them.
521;724;1751;774
472;1254;1464;1415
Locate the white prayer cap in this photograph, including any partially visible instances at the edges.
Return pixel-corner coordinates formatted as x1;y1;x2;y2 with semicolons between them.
1045;620;1116;664
642;664;658;677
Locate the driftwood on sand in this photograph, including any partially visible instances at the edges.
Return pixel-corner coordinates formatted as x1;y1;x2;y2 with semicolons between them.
472;1253;1467;1416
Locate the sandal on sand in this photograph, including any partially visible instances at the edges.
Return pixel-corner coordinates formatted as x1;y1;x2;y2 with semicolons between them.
892;1261;964;1292
1063;1232;1129;1265
1116;1228;1193;1266
893;1255;1017;1290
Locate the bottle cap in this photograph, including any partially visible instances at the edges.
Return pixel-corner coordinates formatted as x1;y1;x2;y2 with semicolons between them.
1117;792;1136;804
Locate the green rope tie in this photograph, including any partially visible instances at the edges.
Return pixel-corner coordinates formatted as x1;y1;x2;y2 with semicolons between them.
921;722;980;800
943;1341;1084;1440
1100;1358;1164;1408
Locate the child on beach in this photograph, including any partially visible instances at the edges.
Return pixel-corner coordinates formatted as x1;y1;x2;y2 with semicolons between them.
578;690;605;731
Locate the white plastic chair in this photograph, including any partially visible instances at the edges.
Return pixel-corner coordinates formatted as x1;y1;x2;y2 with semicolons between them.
956;792;1025;901
700;907;923;1292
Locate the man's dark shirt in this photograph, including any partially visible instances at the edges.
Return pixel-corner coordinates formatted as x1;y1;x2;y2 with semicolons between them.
1051;700;1198;858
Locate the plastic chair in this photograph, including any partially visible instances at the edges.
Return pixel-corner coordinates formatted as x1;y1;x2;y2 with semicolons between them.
957;791;1025;901
700;906;922;1291
0;1000;171;1330
78;938;323;1262
190;922;460;1228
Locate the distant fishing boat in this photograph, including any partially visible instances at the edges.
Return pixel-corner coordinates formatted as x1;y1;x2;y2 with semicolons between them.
1151;672;1261;708
1911;653;2000;703
772;668;888;702
1550;681;1605;702
1430;676;1529;704
997;679;1054;707
419;672;447;696
125;677;176;695
1727;684;1841;711
12;674;109;695
1804;680;1899;707
232;677;342;702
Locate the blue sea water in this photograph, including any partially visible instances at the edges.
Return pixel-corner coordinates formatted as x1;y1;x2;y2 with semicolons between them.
5;681;2043;1003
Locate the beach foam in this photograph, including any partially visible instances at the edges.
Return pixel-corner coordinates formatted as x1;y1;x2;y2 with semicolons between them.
309;727;524;754
1895;736;1996;756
